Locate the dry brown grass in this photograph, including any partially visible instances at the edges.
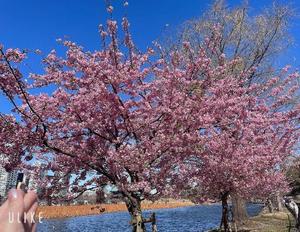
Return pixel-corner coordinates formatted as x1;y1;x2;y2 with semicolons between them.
36;201;194;219
239;211;295;232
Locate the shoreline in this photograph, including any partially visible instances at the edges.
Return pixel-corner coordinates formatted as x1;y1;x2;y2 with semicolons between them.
208;210;294;232
241;210;294;231
37;200;195;219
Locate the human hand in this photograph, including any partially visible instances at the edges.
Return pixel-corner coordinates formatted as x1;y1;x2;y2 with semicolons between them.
0;189;38;232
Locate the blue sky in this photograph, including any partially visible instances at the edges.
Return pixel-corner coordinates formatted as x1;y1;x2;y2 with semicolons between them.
1;0;300;113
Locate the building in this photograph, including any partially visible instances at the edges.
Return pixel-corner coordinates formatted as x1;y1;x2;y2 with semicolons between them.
0;167;20;201
6;170;19;192
0;166;8;200
0;153;20;200
0;155;48;203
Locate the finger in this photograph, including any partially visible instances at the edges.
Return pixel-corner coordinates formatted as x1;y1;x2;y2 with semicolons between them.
0;191;23;214
8;189;25;213
31;222;37;232
24;191;37;212
28;202;38;214
7;189;24;225
27;202;38;221
0;198;9;210
24;202;38;232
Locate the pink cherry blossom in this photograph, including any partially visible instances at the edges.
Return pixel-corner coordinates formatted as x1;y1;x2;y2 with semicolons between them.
0;16;299;231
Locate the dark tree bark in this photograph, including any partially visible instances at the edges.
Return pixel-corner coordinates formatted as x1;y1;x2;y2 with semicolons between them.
266;198;274;213
220;192;230;232
151;213;158;232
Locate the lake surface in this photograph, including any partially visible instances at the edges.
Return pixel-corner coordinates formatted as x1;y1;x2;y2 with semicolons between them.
38;204;263;232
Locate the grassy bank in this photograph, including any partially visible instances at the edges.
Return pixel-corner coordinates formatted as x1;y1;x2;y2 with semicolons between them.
240;211;295;232
210;211;295;232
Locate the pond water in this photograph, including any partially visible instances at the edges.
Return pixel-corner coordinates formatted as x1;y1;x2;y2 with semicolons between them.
38;204;263;232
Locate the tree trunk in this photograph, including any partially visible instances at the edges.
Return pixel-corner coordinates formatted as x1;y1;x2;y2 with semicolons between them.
283;197;300;231
151;213;158;232
125;197;146;232
231;194;248;224
266;198;274;213
220;192;230;232
275;193;283;211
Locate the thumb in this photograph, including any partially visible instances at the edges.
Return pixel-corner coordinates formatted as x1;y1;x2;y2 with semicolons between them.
8;189;25;221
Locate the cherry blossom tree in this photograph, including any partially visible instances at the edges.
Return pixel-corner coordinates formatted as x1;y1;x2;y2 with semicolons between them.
161;1;297;222
164;46;300;230
0;16;201;231
0;8;299;232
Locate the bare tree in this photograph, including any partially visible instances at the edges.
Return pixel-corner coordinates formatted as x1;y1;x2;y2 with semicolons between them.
161;0;294;82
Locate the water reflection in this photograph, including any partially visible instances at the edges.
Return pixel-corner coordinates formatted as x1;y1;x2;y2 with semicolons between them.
38;204;263;232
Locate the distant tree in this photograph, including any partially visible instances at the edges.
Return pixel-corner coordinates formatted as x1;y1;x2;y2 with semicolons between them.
161;0;294;83
96;190;106;204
